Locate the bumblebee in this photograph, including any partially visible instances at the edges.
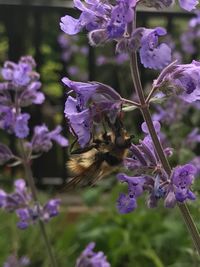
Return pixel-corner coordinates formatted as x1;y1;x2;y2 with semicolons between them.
65;118;132;188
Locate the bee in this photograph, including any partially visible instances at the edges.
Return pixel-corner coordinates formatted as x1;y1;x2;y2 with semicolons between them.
65;118;133;188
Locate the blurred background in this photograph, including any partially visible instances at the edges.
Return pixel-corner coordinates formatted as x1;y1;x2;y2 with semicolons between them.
0;1;200;266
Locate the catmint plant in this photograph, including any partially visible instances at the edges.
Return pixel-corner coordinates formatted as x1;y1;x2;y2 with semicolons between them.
60;0;200;258
76;242;111;267
0;56;68;267
3;254;30;267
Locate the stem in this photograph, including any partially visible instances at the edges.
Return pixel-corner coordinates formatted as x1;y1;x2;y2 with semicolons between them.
129;51;200;255
122;98;141;107
19;140;58;267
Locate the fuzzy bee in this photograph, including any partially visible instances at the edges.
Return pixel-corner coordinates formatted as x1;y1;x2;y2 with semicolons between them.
65;118;132;188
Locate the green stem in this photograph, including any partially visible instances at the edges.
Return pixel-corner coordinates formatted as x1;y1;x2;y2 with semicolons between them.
19;140;58;267
129;51;200;255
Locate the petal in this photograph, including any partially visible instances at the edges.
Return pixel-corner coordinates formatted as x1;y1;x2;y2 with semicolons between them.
179;0;198;11
60;15;82;35
117;193;137;214
140;43;172;70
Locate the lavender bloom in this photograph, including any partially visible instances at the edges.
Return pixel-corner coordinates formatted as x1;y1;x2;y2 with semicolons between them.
181;12;200;55
116;122;187;213
0;106;15;133
0;143;15;165
19;81;44;106
0;179;61;229
107;0;135;39
3;254;30;267
60;0;136;43
0;179;31;211
117;193;137;213
60;0;110;35
17;199;61;229
124;121;171;174
0;56;45;137
139;27;171;70
30;124;68;153
154;60;200;103
14;113;30;138
117;174;145;213
165;164;197;207
63;77;123;147
65;98;92;147
179;0;198;11
76;242;111;267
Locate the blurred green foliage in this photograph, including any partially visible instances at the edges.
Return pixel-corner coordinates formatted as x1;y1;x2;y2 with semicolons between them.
0;183;200;267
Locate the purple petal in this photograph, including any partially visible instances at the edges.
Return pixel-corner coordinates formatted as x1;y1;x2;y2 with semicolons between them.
14;113;30;138
179;0;198;11
117;193;137;214
60;15;82;35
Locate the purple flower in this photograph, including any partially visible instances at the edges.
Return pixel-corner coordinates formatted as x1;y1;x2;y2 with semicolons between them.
63;77;122;147
19;81;45;106
62;77;99;110
14;113;30;138
60;0;136;45
65;100;92;147
0;106;15;132
16;208;31;229
30;124;68;153
3;254;30;267
60;0;109;36
139;27;171;70
0;179;61;229
43;199;61;219
76;242;111;267
107;0;135;38
1;56;37;88
116;173;146;213
0;179;31;212
179;0;198;11
171;164;197;202
117;193;137;213
154;60;200;103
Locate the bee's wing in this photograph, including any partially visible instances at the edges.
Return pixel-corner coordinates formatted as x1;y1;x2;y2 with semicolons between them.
63;160;104;190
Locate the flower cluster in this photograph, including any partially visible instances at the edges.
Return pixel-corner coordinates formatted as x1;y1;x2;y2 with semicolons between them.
117;122;197;213
0;179;60;229
60;0;172;70
181;11;200;55
0;56;44;138
0;56;68;165
76;242;110;267
63;77;123;147
60;0;199;70
3;255;30;267
153;60;200;103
